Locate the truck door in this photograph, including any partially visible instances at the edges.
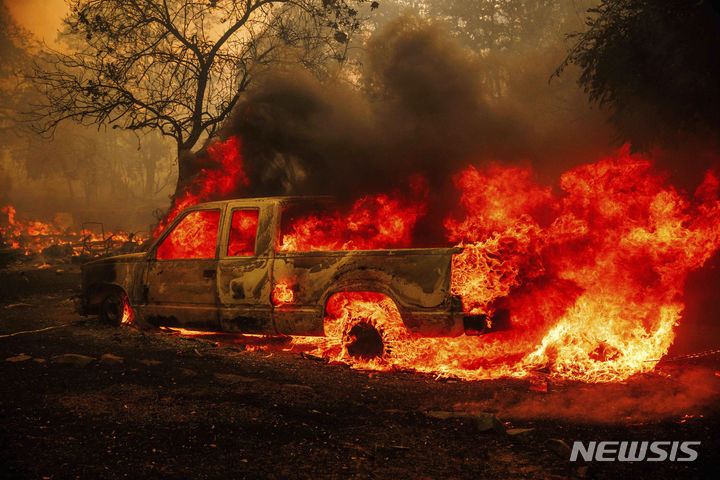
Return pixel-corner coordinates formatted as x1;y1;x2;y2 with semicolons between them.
143;208;222;329
216;205;275;333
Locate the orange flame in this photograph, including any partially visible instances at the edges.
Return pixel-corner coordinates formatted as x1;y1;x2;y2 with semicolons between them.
1;205;145;256
294;149;720;382
156;136;248;236
279;176;428;252
143;139;720;382
272;281;295;306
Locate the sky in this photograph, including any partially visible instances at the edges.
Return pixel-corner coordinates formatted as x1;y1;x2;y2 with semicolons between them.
5;0;67;44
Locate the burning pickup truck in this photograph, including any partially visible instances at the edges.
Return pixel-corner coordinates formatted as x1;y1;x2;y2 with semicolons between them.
76;196;509;357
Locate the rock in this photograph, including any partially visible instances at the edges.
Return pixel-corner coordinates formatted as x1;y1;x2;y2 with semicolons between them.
474;412;506;434
50;354;95;367
214;373;257;384
507;428;535;436
425;411;505;434
6;353;32;363
137;359;163;366
281;384;316;396
548;438;572;458
100;353;124;365
176;368;197;377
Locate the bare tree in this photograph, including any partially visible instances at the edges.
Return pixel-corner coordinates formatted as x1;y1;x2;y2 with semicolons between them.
28;0;372;192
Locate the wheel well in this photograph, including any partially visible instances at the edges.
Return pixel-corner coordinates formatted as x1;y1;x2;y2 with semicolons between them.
86;283;126;314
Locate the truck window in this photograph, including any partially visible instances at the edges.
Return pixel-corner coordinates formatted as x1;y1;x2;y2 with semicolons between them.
157;210;220;260
227;209;259;256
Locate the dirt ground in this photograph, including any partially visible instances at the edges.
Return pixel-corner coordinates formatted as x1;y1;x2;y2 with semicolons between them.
2;264;720;479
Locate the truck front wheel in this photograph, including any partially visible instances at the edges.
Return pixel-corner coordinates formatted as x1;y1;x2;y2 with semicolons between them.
99;289;134;327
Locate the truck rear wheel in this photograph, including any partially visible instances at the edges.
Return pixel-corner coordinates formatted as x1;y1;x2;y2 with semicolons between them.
344;321;386;359
325;292;408;362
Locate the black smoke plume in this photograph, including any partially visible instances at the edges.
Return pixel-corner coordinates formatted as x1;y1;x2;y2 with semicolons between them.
218;14;613;202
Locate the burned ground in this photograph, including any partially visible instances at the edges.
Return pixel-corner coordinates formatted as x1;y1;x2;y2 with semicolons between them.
1;265;720;479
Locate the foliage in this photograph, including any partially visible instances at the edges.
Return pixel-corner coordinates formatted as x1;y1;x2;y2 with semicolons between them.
555;0;720;149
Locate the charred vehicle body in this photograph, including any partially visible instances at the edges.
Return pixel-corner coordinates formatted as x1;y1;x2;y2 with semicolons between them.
76;197;510;354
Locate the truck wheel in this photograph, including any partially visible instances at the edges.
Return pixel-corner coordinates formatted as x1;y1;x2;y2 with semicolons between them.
99;290;132;327
326;292;408;362
344;320;387;359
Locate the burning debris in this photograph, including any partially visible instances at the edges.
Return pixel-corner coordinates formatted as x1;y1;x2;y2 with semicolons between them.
0;205;147;262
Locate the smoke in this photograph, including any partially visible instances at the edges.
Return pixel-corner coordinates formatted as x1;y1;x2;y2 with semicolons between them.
0;166;10;205
220;13;614;202
495;366;720;423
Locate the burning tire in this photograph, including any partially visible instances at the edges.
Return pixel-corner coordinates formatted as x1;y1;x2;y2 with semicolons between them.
344;319;389;359
325;292;408;363
99;289;133;327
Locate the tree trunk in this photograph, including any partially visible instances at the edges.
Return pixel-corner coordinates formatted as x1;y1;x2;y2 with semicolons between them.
174;149;192;197
174;148;205;200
